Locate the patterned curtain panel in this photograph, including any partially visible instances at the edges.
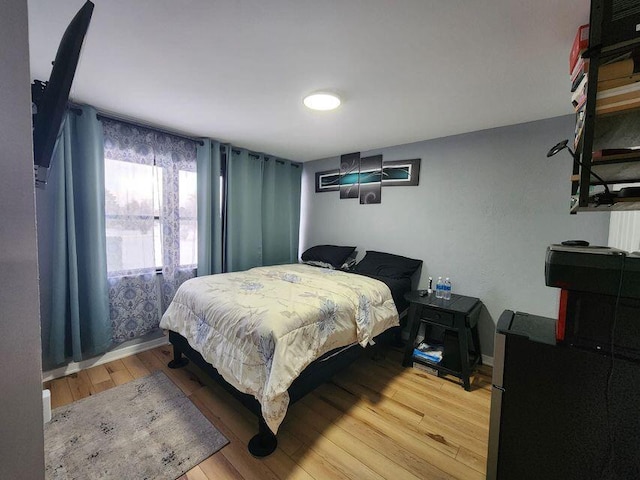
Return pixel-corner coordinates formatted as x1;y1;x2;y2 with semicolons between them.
102;120;197;342
155;131;198;310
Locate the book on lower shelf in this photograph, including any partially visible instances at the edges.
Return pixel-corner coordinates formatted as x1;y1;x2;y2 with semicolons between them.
598;57;640;83
592;147;640;161
413;342;443;364
596;81;640;114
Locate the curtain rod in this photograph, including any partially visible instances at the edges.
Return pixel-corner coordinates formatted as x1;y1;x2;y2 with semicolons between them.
68;104;301;166
222;145;301;166
95;112;205;146
67;104;204;145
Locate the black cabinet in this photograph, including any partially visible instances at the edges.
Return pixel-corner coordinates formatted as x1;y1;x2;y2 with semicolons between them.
488;310;640;480
401;291;482;390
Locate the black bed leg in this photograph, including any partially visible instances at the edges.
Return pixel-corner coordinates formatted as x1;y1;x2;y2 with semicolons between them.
167;345;189;369
248;416;277;457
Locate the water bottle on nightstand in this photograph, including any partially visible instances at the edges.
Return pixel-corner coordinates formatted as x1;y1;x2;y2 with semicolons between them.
435;276;443;299
443;278;452;300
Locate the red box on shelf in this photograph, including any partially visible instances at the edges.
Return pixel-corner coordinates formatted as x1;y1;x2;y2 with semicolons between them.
569;24;589;74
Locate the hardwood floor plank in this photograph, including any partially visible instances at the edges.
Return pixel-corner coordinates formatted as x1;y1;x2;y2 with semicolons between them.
148;347;205;396
104;359;134;385
66;370;95;401
197;453;244;480
50;378;74;408
288;401;425;480
301;392;454;480
120;354;151;379
188;389;283;480
190;382;315;480
456;445;488;475
318;382;460;458
419;411;489;458
85;364;111;386
92;379;116;393
330;374;425;425
392;385;490;430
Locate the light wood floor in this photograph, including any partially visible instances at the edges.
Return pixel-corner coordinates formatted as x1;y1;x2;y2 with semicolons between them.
45;345;492;480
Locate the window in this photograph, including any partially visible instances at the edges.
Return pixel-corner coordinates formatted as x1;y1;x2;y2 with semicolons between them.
102;119;198;275
105;159;163;272
178;169;197;266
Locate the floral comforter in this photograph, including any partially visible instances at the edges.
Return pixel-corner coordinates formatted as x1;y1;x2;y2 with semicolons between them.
159;263;399;433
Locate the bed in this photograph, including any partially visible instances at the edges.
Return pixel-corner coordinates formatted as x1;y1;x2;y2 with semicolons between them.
160;248;422;456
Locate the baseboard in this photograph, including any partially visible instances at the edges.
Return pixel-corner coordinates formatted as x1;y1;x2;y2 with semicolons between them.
43;389;51;423
481;354;494;367
42;335;169;382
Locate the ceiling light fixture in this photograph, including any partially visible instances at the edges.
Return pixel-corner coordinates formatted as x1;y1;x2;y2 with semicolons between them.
303;92;341;111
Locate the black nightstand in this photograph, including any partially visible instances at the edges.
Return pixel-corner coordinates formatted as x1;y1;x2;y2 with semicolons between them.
402;291;482;391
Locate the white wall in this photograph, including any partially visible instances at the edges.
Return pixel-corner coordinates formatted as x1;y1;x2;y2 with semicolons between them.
609;211;640;252
301;115;610;357
0;0;45;477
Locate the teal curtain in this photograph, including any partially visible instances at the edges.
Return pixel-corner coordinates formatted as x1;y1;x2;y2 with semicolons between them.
262;159;302;265
49;105;111;366
226;148;264;272
196;139;223;275
226;148;302;271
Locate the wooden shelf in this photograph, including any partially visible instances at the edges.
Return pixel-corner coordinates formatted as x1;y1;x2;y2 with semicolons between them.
571;157;640;185
571;196;640;212
570;158;640;184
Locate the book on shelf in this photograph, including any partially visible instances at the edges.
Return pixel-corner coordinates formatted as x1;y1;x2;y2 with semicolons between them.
413;342;443;364
571;58;590;91
598;57;640;82
597;98;640;115
592;147;640;162
569;24;589;74
574;108;585;149
598;73;640;91
596;81;640;113
571;75;588;111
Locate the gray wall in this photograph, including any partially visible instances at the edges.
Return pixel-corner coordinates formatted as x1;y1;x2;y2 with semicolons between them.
0;0;45;477
301;115;610;358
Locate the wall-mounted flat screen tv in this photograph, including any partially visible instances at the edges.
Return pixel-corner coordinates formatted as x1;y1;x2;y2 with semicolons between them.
32;0;94;188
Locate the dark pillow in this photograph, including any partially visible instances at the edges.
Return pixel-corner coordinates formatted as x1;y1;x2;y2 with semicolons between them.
353;250;422;279
301;245;357;269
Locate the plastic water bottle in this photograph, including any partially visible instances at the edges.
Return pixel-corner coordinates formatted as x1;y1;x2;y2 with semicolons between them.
443;277;452;300
435;276;443;299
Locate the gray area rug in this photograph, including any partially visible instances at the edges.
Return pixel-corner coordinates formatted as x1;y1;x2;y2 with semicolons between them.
45;370;228;480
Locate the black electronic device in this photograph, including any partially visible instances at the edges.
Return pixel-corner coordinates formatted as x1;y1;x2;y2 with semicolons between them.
560;239;590;247
593;0;640;50
545;244;640;358
32;1;94;188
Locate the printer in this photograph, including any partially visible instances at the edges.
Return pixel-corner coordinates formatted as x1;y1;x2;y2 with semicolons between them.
545;244;640;359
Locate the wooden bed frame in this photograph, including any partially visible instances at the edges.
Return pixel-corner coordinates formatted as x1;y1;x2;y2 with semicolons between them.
167;326;399;457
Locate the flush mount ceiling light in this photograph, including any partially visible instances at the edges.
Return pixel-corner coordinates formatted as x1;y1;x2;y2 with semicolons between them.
303;92;341;111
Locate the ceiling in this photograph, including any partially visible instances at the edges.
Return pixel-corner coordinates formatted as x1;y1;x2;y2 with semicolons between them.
28;0;590;162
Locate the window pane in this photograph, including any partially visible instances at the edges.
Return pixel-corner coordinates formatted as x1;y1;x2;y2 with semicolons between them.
179;170;197;266
105;158;162;272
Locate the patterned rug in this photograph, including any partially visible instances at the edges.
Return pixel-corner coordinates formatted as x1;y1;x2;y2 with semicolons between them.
44;371;228;479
